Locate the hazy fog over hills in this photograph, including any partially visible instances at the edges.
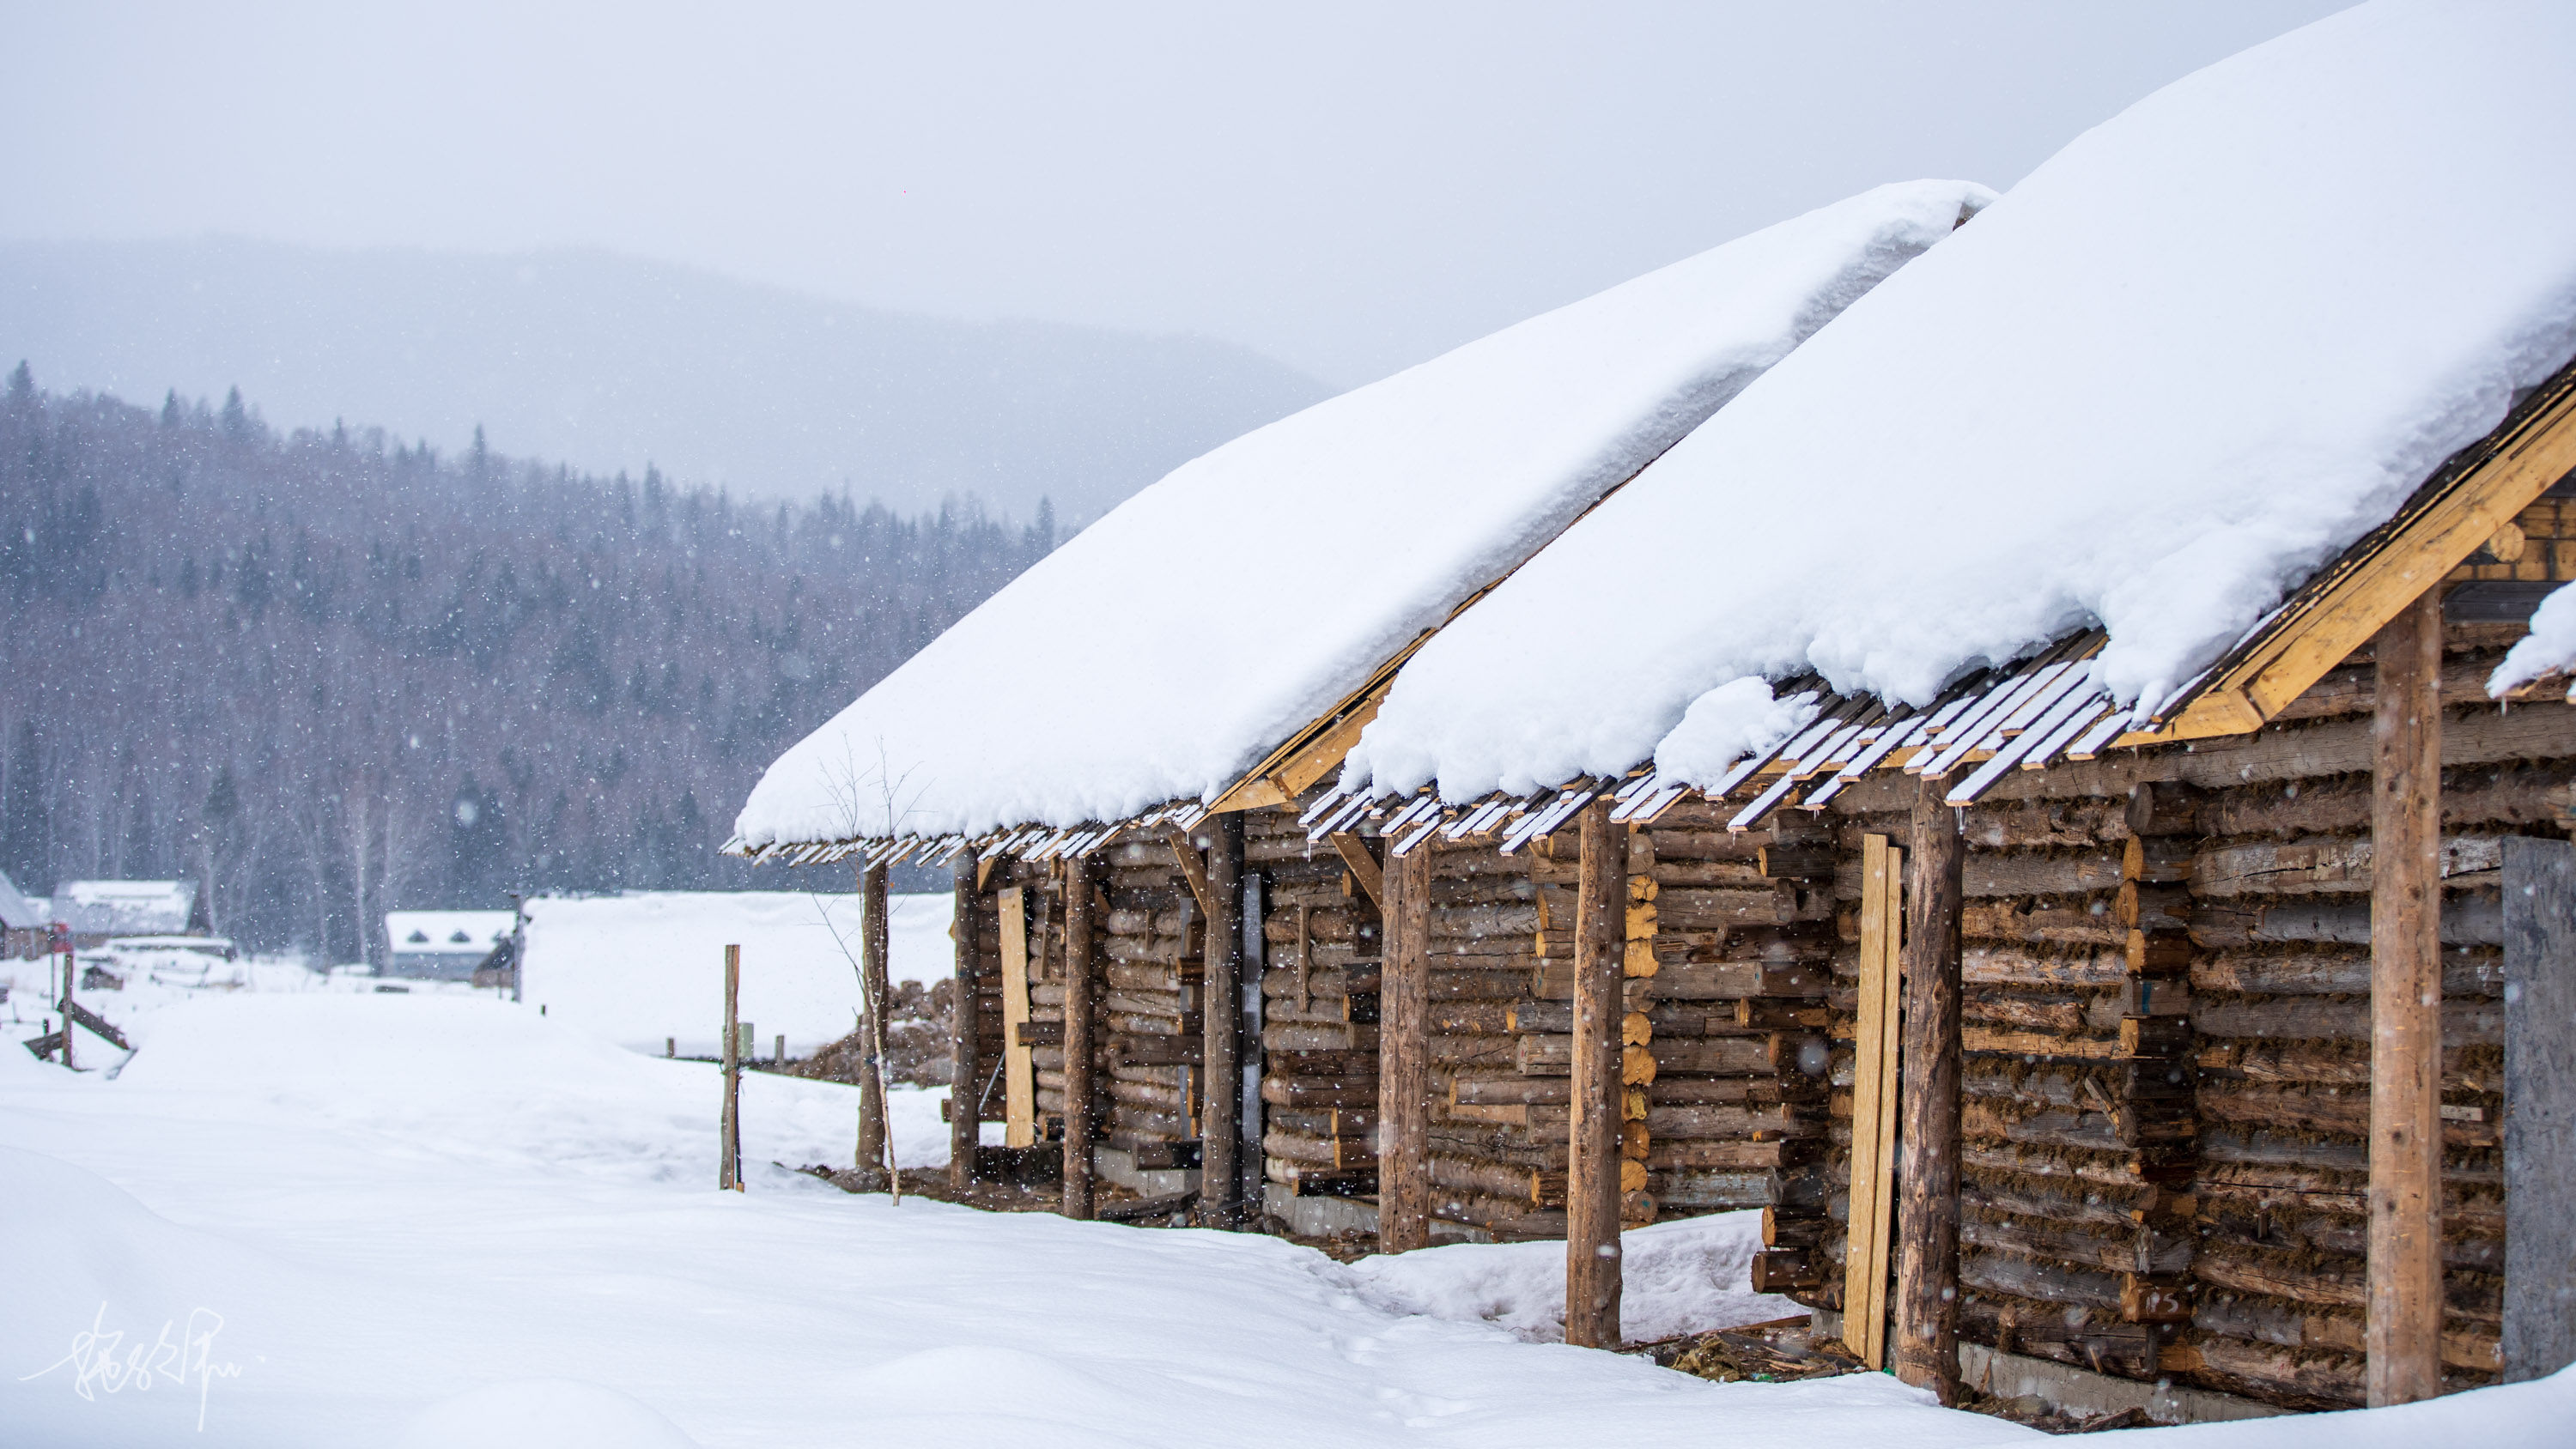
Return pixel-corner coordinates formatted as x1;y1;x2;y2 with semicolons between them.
0;236;1330;519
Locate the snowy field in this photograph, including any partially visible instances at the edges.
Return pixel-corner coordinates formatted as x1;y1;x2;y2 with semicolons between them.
519;890;957;1058
2;981;2572;1446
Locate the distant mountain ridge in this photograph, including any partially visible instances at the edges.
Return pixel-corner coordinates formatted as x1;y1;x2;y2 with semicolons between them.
0;236;1331;519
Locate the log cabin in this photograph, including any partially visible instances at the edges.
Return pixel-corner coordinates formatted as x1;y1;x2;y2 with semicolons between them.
726;179;1992;1234
1319;2;2576;1419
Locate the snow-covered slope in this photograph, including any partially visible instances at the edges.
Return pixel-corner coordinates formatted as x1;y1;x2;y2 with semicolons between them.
1349;0;2576;803
732;179;1990;848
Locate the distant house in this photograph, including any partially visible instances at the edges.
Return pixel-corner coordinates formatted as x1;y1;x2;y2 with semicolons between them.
383;910;515;981
0;869;46;959
55;879;207;948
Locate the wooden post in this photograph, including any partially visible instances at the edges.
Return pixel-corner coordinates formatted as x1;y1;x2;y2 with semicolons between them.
720;943;741;1190
857;862;891;1180
950;851;981;1192
2504;834;2576;1381
1566;798;1625;1347
1239;866;1267;1217
2368;586;2444;1407
58;927;76;1072
1200;815;1245;1222
1893;775;1962;1402
1378;839;1431;1253
1062;853;1099;1219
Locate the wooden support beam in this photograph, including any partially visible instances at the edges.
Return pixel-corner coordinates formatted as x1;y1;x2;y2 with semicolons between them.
2368;585;2445;1407
2504;834;2576;1382
857;862;891;1184
1062;854;1099;1220
1164;825;1223;922
1378;841;1432;1253
1566;797;1626;1347
1328;831;1385;910
1239;865;1267;1217
1843;833;1905;1367
950;852;981;1191
1893;776;1963;1403
720;943;742;1191
999;886;1036;1149
1201;815;1246;1223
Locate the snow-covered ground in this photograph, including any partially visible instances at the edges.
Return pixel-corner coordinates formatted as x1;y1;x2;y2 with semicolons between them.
3;985;2572;1447
519;890;957;1058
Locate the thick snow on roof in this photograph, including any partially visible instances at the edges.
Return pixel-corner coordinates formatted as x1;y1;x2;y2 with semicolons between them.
734;179;1990;847
58;880;197;937
1349;0;2576;805
0;870;43;931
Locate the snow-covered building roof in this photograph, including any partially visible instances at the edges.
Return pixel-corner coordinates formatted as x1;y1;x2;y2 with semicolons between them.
0;870;45;931
730;178;1992;860
57;879;201;937
1333;0;2576;834
385;911;516;957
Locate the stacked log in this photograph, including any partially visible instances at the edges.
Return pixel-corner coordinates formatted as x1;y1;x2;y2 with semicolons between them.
1418;834;1561;1238
1813;783;2199;1379
2172;687;2530;1408
1096;840;1204;1150
1796;627;2559;1410
1252;806;1383;1199
1612;804;1838;1289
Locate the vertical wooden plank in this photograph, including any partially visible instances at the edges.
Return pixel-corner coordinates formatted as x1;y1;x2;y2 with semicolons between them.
950;852;981;1192
1566;797;1626;1347
1201;816;1245;1222
1062;853;1099;1220
1844;834;1905;1367
2505;834;2576;1381
720;943;741;1191
857;862;891;1181
1893;777;1963;1403
2369;585;2444;1407
999;885;1035;1149
1378;840;1432;1254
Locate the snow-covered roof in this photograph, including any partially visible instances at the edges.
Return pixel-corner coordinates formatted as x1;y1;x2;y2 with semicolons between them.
58;880;198;937
1346;0;2576;808
732;179;1992;852
385;911;516;956
0;870;43;931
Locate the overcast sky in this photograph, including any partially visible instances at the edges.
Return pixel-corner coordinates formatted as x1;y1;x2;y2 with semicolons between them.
4;2;2351;387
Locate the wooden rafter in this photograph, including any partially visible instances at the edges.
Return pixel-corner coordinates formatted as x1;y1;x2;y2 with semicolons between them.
1327;831;1385;909
1163;825;1222;922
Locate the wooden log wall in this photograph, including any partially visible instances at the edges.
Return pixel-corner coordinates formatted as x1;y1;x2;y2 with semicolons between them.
1809;621;2571;1411
1251;804;1385;1202
1245;800;1838;1247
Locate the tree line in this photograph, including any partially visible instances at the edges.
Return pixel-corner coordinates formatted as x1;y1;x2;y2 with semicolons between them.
0;363;1055;961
